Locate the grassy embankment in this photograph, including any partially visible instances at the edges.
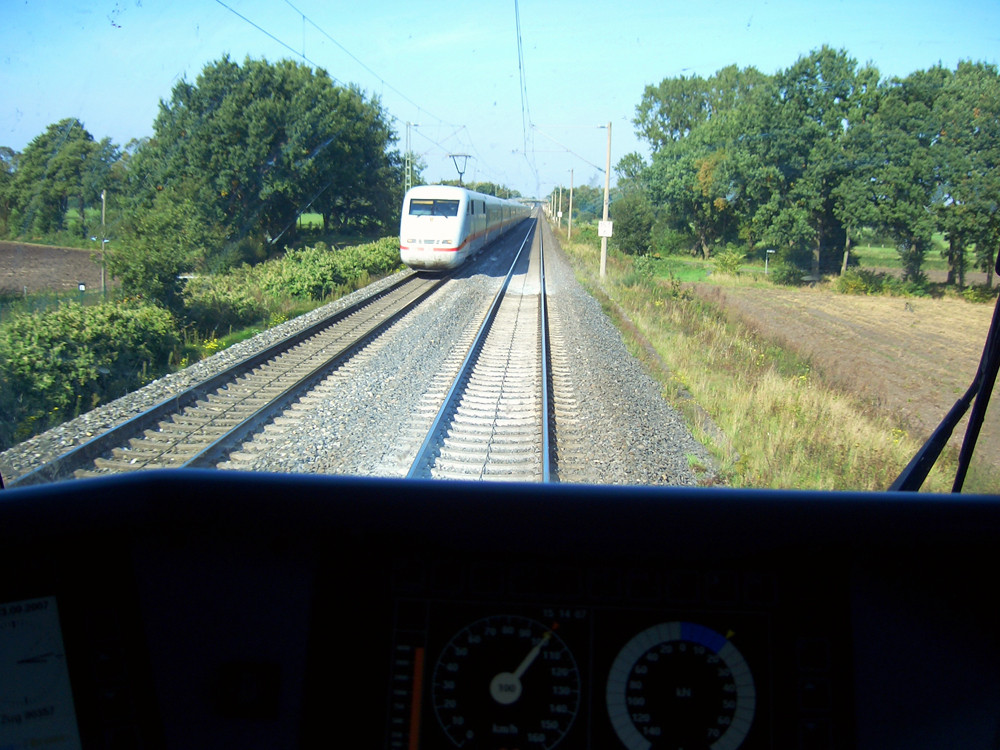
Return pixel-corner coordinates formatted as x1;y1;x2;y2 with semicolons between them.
553;223;960;492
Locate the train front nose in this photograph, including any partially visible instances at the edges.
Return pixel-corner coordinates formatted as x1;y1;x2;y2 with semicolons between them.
400;219;462;269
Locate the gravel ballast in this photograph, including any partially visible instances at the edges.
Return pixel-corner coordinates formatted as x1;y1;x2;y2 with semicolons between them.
1;222;714;487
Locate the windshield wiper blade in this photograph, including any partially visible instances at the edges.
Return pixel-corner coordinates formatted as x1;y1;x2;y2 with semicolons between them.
890;258;1000;493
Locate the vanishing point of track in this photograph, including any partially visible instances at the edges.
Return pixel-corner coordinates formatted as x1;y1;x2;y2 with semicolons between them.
11;216;557;487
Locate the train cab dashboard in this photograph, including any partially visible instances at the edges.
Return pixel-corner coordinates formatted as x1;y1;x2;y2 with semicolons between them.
2;469;999;750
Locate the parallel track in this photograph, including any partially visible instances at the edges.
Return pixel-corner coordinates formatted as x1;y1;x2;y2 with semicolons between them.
9;273;446;486
406;218;554;481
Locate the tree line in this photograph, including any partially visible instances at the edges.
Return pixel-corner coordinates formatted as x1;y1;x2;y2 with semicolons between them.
0;56;406;304
584;48;999;288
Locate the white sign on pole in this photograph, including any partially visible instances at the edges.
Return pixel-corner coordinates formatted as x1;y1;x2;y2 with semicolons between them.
598;220;613;238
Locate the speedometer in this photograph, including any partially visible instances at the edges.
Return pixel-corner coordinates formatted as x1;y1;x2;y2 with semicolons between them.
431;614;580;749
606;621;756;750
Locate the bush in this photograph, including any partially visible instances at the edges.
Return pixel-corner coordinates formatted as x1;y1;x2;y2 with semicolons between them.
650;220;693;256
713;247;745;276
835;268;887;295
769;263;805;286
183;270;268;331
254;238;401;302
635;255;659;278
962;284;997;304
882;274;929;297
610;193;654;256
183;236;401;332
622;255;658;288
833;268;932;298
0;301;180;446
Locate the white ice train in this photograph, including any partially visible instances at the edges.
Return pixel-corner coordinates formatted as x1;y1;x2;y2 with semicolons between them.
399;185;531;270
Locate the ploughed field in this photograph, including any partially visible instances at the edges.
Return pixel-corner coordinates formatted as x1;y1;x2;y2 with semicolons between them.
0;241;105;294
695;283;999;479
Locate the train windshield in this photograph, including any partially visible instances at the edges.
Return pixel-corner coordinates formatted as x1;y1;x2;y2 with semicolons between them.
2;2;1000;495
409;199;460;217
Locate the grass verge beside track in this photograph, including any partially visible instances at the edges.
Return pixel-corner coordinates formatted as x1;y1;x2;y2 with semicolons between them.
552;222;979;492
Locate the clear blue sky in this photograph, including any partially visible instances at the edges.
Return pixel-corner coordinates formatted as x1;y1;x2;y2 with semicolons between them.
2;0;998;198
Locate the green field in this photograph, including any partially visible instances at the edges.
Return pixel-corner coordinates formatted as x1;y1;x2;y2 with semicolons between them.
851;244;951;272
297;212;324;230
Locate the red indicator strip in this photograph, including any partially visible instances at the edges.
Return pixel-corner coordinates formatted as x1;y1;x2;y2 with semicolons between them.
408;646;425;750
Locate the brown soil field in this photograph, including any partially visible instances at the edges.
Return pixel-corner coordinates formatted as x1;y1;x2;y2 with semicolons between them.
695;283;999;486
0;241;107;294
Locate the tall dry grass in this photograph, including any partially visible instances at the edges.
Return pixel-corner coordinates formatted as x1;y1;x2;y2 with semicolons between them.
556;227;956;492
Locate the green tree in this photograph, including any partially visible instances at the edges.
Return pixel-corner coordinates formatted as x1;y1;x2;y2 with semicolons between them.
610;191;654;255
832;93;883;275
557;184;604;223
128;57;400;269
634;65;768;150
0;146;18;235
641;68;780;259
615;152;649;195
646;117;744;259
459;181;521;198
865;67;950;282
109;184;224;310
771;50;877;277
935;61;1000;286
7;119;114;238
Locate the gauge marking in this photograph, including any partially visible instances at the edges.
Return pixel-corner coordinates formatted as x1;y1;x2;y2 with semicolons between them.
606;621;755;750
432;615;580;749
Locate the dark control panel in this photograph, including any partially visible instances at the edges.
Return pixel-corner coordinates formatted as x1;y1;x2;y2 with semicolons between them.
2;471;1000;749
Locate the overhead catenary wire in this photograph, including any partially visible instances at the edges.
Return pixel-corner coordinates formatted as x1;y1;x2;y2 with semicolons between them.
213;0;516;192
532;124;607;173
212;0;342;85
280;0;522;190
280;0;450;127
513;0;541;195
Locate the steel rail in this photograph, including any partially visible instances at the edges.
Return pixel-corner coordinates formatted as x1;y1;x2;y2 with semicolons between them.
539;224;552;482
406;217;553;481
9;272;439;487
180;275;445;469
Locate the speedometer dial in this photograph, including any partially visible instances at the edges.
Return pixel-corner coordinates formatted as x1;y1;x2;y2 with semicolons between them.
606;621;755;750
432;614;580;749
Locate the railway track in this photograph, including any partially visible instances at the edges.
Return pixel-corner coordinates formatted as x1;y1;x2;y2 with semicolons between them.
10;217;557;487
9;272;446;487
405;218;553;481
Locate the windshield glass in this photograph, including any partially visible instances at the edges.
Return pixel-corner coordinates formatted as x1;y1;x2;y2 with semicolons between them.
409;199;460;217
1;1;998;493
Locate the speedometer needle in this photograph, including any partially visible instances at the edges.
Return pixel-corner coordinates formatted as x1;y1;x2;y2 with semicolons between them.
489;631;552;705
514;631;550;678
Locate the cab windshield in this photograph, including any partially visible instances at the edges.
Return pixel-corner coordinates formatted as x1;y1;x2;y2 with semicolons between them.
409;199;460;217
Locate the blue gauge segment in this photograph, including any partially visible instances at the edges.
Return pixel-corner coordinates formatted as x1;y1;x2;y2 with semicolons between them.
606;621;756;750
681;622;728;653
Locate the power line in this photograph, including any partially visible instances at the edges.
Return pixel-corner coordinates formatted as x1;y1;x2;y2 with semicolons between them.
212;0;342;85
513;0;539;195
532;124;607;173
280;0;451;127
214;0;512;189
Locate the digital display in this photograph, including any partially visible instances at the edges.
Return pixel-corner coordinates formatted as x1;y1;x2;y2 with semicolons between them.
0;596;83;750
